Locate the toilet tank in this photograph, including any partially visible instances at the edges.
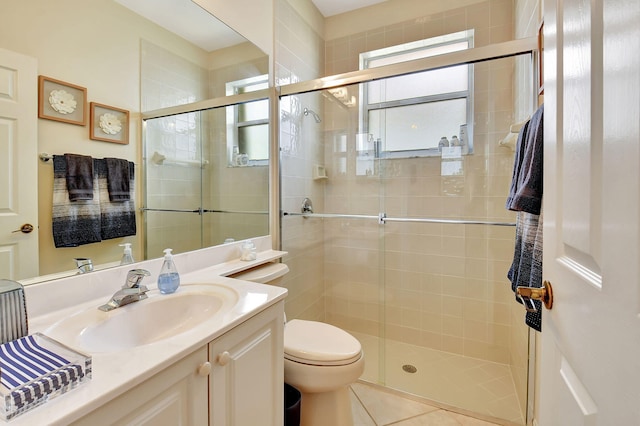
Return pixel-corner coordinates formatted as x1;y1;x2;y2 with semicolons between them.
229;262;289;285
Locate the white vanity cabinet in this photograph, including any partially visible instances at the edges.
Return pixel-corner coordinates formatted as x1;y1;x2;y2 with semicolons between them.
209;301;285;426
71;347;210;426
69;301;284;426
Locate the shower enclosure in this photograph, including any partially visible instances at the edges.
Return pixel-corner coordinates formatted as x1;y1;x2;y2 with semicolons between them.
278;38;538;424
142;95;271;258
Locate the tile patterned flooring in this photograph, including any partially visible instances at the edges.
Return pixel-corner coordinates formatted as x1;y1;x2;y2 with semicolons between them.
350;332;525;425
350;381;506;426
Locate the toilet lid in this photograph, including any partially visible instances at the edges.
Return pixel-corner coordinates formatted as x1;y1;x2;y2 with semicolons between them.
284;320;362;366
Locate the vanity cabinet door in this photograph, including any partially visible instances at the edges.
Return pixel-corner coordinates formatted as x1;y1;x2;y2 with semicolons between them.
209;302;284;426
72;347;209;426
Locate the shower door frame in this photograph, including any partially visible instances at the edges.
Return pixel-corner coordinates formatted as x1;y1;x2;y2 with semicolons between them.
276;36;540;425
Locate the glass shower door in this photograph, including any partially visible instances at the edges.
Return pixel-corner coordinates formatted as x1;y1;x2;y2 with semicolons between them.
374;55;533;424
143;98;270;258
278;45;536;425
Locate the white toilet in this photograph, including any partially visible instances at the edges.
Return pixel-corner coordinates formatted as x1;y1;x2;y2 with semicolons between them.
283;319;364;426
230;261;365;426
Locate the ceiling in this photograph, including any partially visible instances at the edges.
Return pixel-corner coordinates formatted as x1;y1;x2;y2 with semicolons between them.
114;0;390;52
114;0;247;52
311;0;389;17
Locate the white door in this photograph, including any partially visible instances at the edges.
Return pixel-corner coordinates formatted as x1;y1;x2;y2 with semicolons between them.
540;0;640;424
0;48;39;280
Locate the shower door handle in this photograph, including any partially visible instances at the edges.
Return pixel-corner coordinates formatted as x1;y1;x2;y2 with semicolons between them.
516;280;553;312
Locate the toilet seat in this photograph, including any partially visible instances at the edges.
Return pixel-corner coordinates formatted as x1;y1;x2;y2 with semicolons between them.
284;320;362;366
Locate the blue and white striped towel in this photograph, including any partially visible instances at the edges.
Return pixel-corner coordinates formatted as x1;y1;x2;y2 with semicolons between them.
0;335;84;410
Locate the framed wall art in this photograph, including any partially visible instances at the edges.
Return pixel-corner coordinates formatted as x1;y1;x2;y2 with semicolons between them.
538;20;544;95
89;102;129;144
38;75;87;126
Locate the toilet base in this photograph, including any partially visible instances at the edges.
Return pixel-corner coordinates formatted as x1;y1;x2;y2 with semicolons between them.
300;385;353;426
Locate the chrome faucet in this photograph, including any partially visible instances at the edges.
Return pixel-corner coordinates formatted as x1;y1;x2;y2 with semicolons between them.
74;258;94;274
98;269;151;312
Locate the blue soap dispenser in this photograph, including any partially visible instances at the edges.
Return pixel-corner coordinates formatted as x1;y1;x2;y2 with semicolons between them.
157;248;180;294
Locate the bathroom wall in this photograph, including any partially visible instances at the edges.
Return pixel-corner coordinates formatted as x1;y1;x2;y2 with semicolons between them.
325;0;515;75
275;0;327;321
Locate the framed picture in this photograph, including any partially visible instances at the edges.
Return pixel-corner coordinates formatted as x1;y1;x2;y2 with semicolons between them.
38;75;87;126
89;102;129;144
538;20;544;95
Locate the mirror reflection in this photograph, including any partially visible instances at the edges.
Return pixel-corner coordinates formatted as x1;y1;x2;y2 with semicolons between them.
143;99;269;256
1;0;269;283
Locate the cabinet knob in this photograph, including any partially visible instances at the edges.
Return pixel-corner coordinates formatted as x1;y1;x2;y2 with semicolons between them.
217;351;231;366
198;362;212;377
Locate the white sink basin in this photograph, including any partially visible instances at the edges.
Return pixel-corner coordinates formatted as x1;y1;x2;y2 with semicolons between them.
45;284;239;353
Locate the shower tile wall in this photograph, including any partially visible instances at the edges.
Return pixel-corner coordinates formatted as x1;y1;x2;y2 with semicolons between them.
142;41;270;254
277;5;535;421
276;0;327;321
141;41;210;256
207;54;270;245
321;1;523;366
325;0;515;76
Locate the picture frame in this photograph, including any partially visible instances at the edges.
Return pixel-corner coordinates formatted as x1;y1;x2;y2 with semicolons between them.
38;75;87;126
538;20;544;95
89;102;130;144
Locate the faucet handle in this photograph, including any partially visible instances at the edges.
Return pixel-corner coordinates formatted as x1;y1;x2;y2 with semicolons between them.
74;258;93;274
125;269;151;289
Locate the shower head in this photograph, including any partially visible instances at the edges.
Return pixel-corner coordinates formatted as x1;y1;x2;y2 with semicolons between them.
303;107;321;123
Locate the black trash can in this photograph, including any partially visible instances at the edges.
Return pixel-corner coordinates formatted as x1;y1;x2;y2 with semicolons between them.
284;383;301;426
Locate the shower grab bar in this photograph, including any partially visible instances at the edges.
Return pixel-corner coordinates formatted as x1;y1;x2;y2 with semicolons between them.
282;211;515;227
141;208;268;215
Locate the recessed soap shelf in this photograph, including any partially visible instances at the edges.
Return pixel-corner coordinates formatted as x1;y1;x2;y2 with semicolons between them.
313;165;327;180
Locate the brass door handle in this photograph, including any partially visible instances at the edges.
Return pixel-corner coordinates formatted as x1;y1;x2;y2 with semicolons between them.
12;224;34;234
516;280;553;312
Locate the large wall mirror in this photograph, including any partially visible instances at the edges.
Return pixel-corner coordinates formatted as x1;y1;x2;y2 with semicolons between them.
1;0;269;283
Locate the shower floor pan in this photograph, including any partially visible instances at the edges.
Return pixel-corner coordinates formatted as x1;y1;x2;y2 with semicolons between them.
351;331;525;425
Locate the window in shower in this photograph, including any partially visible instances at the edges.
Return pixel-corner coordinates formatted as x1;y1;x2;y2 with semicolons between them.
360;30;474;158
225;74;269;166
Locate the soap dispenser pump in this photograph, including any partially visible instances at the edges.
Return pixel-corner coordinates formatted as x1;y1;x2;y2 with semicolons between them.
119;243;134;265
157;248;180;294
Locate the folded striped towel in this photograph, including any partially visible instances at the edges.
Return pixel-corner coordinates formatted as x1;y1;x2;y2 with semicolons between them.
0;334;85;414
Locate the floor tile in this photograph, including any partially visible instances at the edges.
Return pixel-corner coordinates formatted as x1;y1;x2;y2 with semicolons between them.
350;382;505;426
351;388;376;425
391;409;465;425
351;382;439;425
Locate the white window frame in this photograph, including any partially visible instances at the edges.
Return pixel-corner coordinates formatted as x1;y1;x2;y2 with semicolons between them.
225;74;269;166
359;30;474;158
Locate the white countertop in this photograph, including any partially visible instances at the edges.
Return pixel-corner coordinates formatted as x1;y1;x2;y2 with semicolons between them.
4;241;288;425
